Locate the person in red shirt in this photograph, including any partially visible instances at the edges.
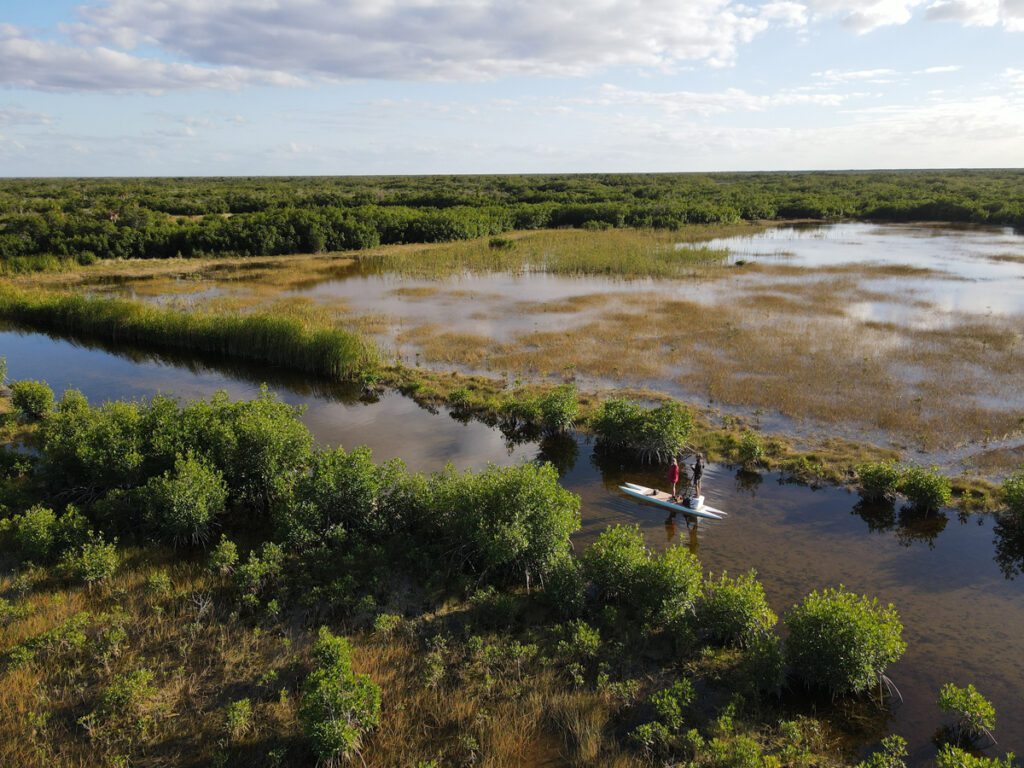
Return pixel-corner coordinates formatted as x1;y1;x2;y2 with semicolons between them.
668;457;680;500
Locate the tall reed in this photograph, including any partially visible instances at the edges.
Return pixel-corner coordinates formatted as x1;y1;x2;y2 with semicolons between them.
0;286;379;381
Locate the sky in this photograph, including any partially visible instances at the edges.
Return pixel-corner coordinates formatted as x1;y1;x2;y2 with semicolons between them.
0;0;1021;175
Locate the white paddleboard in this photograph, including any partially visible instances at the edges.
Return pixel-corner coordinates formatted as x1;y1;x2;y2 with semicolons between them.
619;483;724;520
622;481;727;516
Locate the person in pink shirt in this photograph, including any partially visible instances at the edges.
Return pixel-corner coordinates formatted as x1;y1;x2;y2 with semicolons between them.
668;457;680;500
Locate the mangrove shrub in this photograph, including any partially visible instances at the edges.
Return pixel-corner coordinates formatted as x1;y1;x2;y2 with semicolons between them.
784;586;906;697
300;627;381;763
592;399;692;462
420;462;581;587
855;461;903;503
581;525;702;625
538;383;580;434
938;682;996;744
898;465;952;512
1002;471;1024;517
935;745;1017;768
697;570;777;648
9;379;54;420
143;453;228;547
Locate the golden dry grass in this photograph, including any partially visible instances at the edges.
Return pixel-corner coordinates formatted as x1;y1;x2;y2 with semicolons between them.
0;552;652;768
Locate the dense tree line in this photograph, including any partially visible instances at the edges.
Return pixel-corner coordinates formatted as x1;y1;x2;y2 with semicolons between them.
1;170;1022;266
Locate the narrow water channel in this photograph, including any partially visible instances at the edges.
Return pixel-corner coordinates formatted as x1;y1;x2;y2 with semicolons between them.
2;327;1023;763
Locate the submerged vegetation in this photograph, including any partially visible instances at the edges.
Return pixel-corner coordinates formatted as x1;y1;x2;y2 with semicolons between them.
2;378;1013;766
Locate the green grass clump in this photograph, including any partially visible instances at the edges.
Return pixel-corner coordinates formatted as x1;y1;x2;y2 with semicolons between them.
0;286;379;381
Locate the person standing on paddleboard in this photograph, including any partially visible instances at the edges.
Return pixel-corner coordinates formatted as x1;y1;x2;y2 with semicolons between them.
691;454;705;497
668;457;680;499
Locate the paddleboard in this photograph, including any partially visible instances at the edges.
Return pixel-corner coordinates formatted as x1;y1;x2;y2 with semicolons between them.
619;483;724;520
622;481;727;516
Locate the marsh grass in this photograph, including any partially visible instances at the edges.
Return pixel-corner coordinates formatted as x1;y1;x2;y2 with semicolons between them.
356;228;735;280
0;287;380;381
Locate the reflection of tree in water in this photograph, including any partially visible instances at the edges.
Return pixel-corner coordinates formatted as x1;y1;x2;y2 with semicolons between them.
851;500;948;548
852;500;897;533
536;433;580;476
993;514;1024;580
734;469;762;495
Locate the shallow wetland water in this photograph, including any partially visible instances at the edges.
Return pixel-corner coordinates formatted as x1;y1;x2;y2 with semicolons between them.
3;327;1023;763
97;222;1024;467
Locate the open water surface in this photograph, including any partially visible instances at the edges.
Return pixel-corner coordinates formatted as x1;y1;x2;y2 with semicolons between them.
3;327;1023;763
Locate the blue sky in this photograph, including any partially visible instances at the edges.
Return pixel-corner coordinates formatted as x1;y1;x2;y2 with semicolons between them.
0;0;1021;175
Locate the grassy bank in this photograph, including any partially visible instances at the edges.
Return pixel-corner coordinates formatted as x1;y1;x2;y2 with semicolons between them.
0;286;379;382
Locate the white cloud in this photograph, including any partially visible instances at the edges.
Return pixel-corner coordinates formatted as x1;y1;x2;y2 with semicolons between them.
62;0;784;80
813;68;900;83
806;1;926;33
0;25;303;92
924;0;1000;25
805;0;1023;31
588;83;852;117
915;65;963;73
0;105;53;125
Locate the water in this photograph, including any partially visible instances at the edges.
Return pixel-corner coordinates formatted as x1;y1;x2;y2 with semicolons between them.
689;222;1024;320
2;328;1023;762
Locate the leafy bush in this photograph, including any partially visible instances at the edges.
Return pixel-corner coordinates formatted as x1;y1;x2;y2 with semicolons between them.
299;627;381;763
94;667;158;745
419;462;580;587
372;613;403;636
855;461;903;503
1001;471;1024;517
591;399;692;462
1;505;57;562
698;570;777;647
9;379;54;419
581;525;701;627
286;446;405;544
209;534;239;576
0;504;88;564
581;524;648;603
784;586;906;697
543;554;585;618
225;698;254;741
640;545;703;626
738;632;786;696
0;355;6;387
737;431;766;469
935;745;1018;768
537;383;579;434
629;721;672;759
235;541;285;604
857;735;908;768
143;453;228;546
898;465;952;511
59;532;119;587
649;678;694;731
498;394;541;431
938;682;996;744
556;619;601;662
